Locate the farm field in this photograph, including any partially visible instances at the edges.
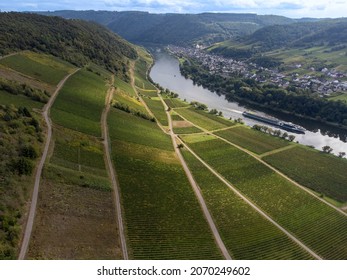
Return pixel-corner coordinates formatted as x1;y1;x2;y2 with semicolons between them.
27;175;120;259
173;126;203;134
181;149;313;260
164;98;189;108
215;126;290;154
113;91;148;114
0;52;74;85
181;134;347;259
142;97;169;126
0;90;44;110
175;107;235;131
263;146;347;203
27;68;121;259
329;93;347;103
138;89;158;97
51;69;109;137
108;108;222;259
114;76;136;97
134;58;157;91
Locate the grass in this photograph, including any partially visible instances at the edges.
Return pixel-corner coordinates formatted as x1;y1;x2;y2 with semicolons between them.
134;58;157;91
173;126;203;134
171;114;184;121
215;126;290;154
181;134;347;259
175;107;235;131
142;97;169;126
114;76;136;97
113;91;147;114
329;93;347;103
181;149;313;260
164;98;189;108
108;108;172;151
138;89;158;97
0;52;74;85
0;90;44;110
108;108;222;259
263;146;347;203
51;69;109;137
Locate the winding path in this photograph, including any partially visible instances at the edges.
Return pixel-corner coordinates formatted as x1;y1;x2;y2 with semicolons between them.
101;75;128;259
18;69;79;260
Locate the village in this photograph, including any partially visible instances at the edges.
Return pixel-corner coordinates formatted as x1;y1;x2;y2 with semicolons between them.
168;45;347;97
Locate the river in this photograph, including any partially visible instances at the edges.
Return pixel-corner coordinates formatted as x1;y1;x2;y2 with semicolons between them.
150;50;347;155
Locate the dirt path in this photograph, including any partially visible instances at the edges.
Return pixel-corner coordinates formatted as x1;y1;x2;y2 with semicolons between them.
0;52;18;60
179;139;322;260
174;110;347;217
18;69;80;260
101;75;128;260
130;60;231;259
160;95;232;260
259;144;295;158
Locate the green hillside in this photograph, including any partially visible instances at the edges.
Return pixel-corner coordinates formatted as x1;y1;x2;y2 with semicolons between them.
37;11;295;45
0;12;137;79
209;19;347;59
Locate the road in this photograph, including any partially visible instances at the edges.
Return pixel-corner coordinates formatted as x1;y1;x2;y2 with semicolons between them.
101;75;128;260
18;69;79;260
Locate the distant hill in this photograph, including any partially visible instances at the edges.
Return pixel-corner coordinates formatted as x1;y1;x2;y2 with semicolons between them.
0;12;137;78
36;11;296;45
209;18;347;58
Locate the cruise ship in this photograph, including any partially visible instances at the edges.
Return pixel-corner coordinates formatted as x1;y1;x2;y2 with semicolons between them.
242;111;306;134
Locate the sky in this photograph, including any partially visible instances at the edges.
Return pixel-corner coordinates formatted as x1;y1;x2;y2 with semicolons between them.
0;0;347;18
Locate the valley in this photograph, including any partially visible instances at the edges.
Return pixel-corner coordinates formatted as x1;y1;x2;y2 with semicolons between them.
0;12;347;261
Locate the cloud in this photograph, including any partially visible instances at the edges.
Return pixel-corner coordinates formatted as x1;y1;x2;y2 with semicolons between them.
0;0;346;18
275;2;303;10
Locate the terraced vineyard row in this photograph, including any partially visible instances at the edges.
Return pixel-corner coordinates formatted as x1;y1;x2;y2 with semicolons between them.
181;134;347;259
108;108;222;259
51;68;109;137
27;65;121;259
263;146;347;203
215;126;290;155
175;107;235;131
181;149;313;260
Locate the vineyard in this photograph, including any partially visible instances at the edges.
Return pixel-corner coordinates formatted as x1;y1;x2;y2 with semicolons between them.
215;126;290;154
181;149;313;260
51;69;108;137
181;134;347;259
108;108;222;259
175;107;235;130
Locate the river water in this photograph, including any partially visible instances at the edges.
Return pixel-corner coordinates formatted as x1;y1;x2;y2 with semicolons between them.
150;50;347;155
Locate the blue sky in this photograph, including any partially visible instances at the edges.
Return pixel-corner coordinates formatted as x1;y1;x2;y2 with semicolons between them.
0;0;346;18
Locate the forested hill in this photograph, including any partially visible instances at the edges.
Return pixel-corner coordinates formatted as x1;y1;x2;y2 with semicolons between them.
37;11;295;45
0;12;137;78
245;19;347;50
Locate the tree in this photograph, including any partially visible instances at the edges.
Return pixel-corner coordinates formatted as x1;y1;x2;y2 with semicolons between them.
322;145;333;154
273;129;282;137
288;135;296;142
282;132;289;139
209;108;218;115
338;152;346;158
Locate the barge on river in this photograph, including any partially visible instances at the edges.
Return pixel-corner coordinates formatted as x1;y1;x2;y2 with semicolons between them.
242;111;306;134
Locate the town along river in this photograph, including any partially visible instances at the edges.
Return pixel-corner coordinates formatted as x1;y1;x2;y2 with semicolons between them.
150;50;347;155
